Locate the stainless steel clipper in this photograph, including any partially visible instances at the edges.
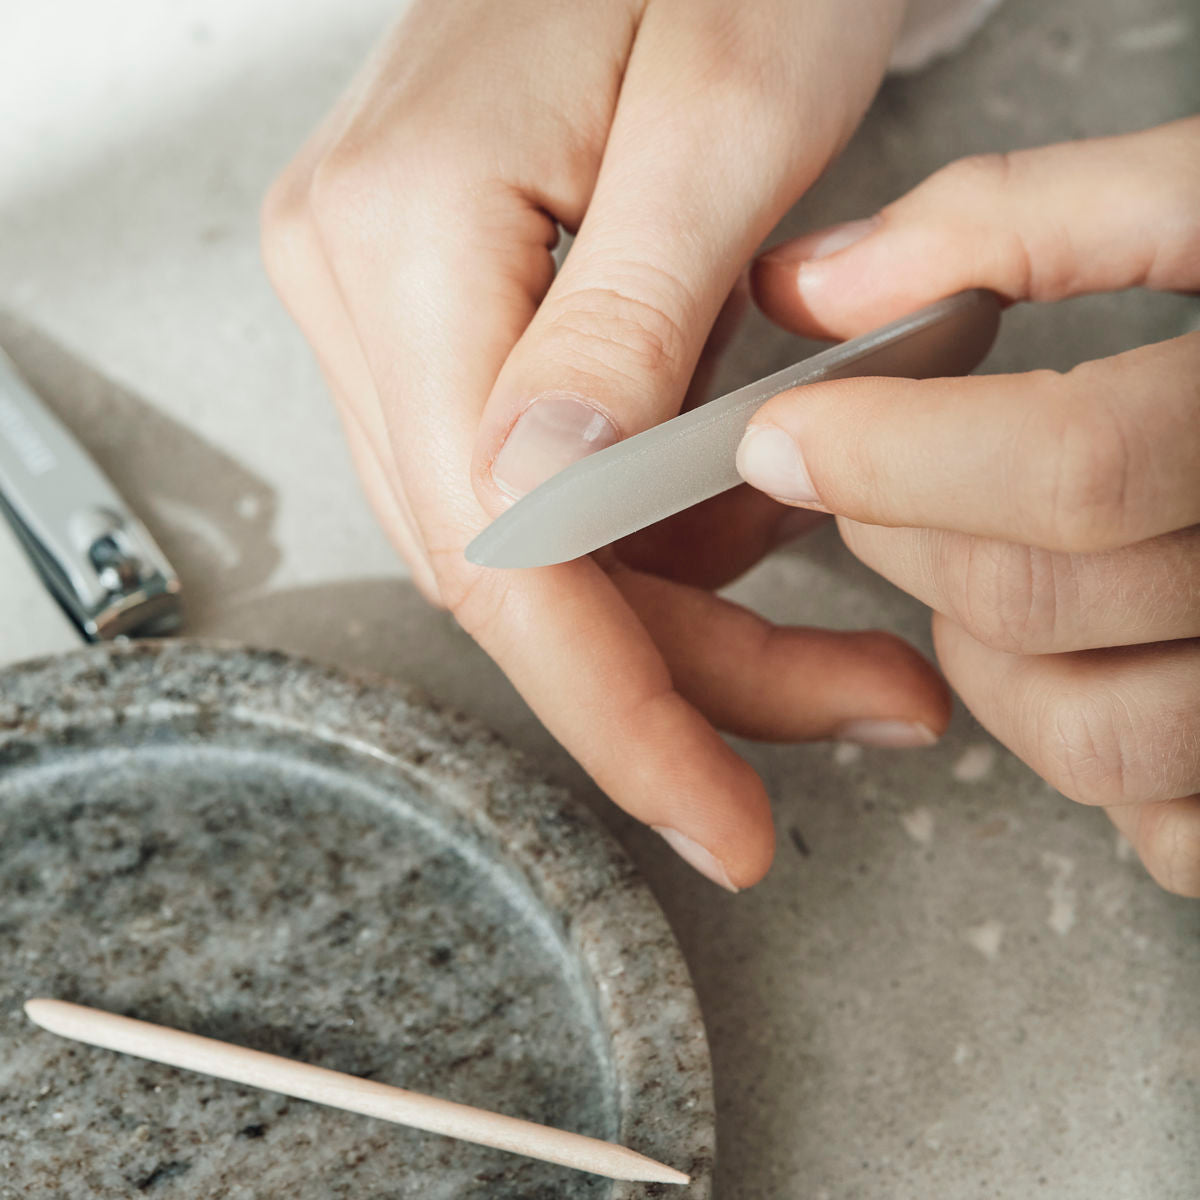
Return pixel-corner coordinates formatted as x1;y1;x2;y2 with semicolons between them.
0;349;181;640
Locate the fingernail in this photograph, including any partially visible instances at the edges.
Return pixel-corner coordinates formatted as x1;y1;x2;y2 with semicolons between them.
761;216;880;267
652;826;739;893
492;392;619;498
736;426;821;506
834;719;938;749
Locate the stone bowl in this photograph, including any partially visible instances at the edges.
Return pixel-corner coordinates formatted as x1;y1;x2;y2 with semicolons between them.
0;642;713;1198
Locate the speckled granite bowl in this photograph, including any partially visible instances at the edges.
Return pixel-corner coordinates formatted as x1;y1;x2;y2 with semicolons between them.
0;642;712;1198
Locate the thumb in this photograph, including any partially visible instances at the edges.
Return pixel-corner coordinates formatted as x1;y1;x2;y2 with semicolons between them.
472;0;901;505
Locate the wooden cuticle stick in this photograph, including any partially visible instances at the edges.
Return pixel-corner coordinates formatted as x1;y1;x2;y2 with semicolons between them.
24;998;689;1186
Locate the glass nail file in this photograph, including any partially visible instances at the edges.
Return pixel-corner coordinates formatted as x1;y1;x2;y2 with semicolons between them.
466;289;1001;569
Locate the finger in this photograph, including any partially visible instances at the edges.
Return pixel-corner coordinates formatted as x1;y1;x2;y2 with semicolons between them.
262;140;442;604
338;400;443;607
751;115;1200;338
736;333;1200;553
932;615;1200;809
613;565;952;744
1105;798;1200;899
448;557;776;890
838;520;1200;655
680;277;751;414
473;0;905;503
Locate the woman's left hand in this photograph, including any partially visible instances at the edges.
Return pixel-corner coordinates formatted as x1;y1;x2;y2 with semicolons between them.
738;117;1200;895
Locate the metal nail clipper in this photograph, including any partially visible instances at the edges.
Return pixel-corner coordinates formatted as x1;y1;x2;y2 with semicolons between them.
0;348;181;641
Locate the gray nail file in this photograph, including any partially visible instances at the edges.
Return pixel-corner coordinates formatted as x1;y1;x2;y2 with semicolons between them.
466;289;1001;569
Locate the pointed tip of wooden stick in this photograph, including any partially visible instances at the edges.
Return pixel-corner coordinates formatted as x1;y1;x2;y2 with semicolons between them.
645;1165;691;1186
618;1147;690;1185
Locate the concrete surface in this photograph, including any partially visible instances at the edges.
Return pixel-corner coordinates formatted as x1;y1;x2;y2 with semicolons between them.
1;0;1198;1196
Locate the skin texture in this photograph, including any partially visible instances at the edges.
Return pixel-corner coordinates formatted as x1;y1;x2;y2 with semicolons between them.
741;117;1200;896
260;0;962;893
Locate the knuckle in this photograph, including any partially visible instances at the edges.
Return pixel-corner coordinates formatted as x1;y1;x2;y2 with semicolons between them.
261;162;306;237
687;51;814;174
930;151;1019;199
1138;801;1200;898
675;11;805;125
1042;692;1138;807
389;529;445;611
956;538;1061;653
429;550;510;642
307;141;384;245
542;274;693;386
306;128;519;268
922;153;1029;264
1024;383;1137;552
259;163;319;294
915;153;1086;300
307;129;456;252
1146;126;1200;287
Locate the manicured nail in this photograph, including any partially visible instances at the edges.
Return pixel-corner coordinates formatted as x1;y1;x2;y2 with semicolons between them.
492;392;619;498
736;426;821;506
652;826;739;893
835;719;938;749
761;216;880;267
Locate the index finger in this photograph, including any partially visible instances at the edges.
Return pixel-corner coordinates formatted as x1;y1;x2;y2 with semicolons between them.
753;116;1200;339
441;555;777;890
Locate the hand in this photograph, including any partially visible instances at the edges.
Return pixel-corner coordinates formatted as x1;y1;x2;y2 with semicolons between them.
260;0;953;891
738;117;1200;895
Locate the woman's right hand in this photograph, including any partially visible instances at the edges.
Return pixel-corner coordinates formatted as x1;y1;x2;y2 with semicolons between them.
260;0;952;891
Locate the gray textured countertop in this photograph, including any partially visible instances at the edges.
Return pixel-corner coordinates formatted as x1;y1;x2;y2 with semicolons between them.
2;1;1198;1196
